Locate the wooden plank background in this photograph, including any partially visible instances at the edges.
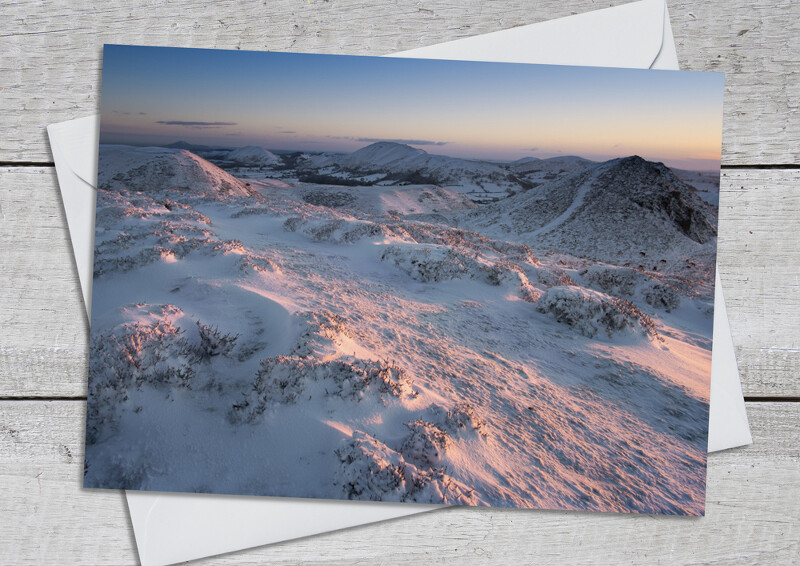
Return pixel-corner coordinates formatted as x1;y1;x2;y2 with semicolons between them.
1;1;798;564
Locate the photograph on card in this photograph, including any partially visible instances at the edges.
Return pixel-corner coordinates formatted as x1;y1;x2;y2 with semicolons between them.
86;45;723;515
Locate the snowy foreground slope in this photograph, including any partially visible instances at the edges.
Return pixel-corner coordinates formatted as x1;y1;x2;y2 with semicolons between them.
85;145;716;515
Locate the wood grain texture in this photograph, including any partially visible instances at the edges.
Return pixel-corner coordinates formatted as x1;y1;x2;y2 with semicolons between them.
1;400;797;564
717;169;800;397
1;2;798;563
2;167;798;397
0;167;88;398
0;0;798;165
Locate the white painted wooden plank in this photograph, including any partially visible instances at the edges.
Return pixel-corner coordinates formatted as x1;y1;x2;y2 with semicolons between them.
669;0;800;165
0;167;88;397
2;167;797;397
0;0;798;164
1;401;797;564
717;169;800;396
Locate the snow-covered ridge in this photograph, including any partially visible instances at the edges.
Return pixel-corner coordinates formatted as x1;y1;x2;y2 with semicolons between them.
297;142;525;202
99;145;258;199
462;155;718;276
509;154;594;175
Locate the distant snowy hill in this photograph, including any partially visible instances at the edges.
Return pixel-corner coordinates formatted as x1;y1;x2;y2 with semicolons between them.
340;142;427;170
509;155;594;175
163;140;215;150
511;156;540;165
298;142;527;202
226;146;282;167
98;145;258;199
462;156;717;275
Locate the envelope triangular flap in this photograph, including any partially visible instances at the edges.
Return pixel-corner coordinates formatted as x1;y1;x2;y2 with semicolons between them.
50;115;100;186
389;0;666;69
128;492;436;566
47;117;99;314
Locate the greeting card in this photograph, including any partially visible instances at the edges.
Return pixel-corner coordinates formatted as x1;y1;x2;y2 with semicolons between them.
86;45;723;515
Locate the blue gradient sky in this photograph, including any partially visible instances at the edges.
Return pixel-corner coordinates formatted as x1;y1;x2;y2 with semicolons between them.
100;45;725;170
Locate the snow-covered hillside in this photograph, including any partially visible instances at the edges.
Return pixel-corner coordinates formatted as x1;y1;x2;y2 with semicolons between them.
297;142;528;202
672;168;721;207
462;156;718;278
226;145;282;167
85;145;714;515
99;145;258;199
509;155;594;175
337;141;427;170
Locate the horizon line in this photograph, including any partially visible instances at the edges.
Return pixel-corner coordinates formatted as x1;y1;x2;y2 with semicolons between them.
97;138;720;173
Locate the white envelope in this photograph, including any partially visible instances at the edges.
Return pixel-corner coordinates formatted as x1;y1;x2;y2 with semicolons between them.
48;1;751;564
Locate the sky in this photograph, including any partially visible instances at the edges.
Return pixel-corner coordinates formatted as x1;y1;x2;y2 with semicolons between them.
100;45;725;171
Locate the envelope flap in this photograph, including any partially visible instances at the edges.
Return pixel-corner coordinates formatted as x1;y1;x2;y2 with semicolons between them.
128;492;439;566
391;0;666;69
49;115;100;186
47;117;98;317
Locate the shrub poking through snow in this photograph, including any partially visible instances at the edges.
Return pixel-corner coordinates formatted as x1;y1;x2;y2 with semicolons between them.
236;254;281;275
86;305;242;443
229;356;416;424
446;404;489;437
334;431;477;504
87;318;195;444
435;403;489;438
291;310;354;358
286;215;394;245
536;286;660;339
92;186;249;278
532;265;576;288
580;265;639;296
195;322;239;361
334;431;409;502
579;265;683;312
520;283;541;303
422;403;489;440
642;283;681;312
400;421;452;466
381;243;488;283
379;243;535;294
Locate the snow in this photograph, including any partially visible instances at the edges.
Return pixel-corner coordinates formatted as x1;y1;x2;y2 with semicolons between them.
226;145;282;167
339;141;427;169
672;168;721;208
297;142;523;203
511;156;541;165
253;181;476;217
462;155;718;279
535;286;660;339
98;144;257;199
84;145;715;515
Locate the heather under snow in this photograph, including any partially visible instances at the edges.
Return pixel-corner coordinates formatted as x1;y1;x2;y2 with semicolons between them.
85;142;716;515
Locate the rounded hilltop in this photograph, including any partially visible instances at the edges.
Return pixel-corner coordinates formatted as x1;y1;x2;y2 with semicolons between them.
98;145;259;199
